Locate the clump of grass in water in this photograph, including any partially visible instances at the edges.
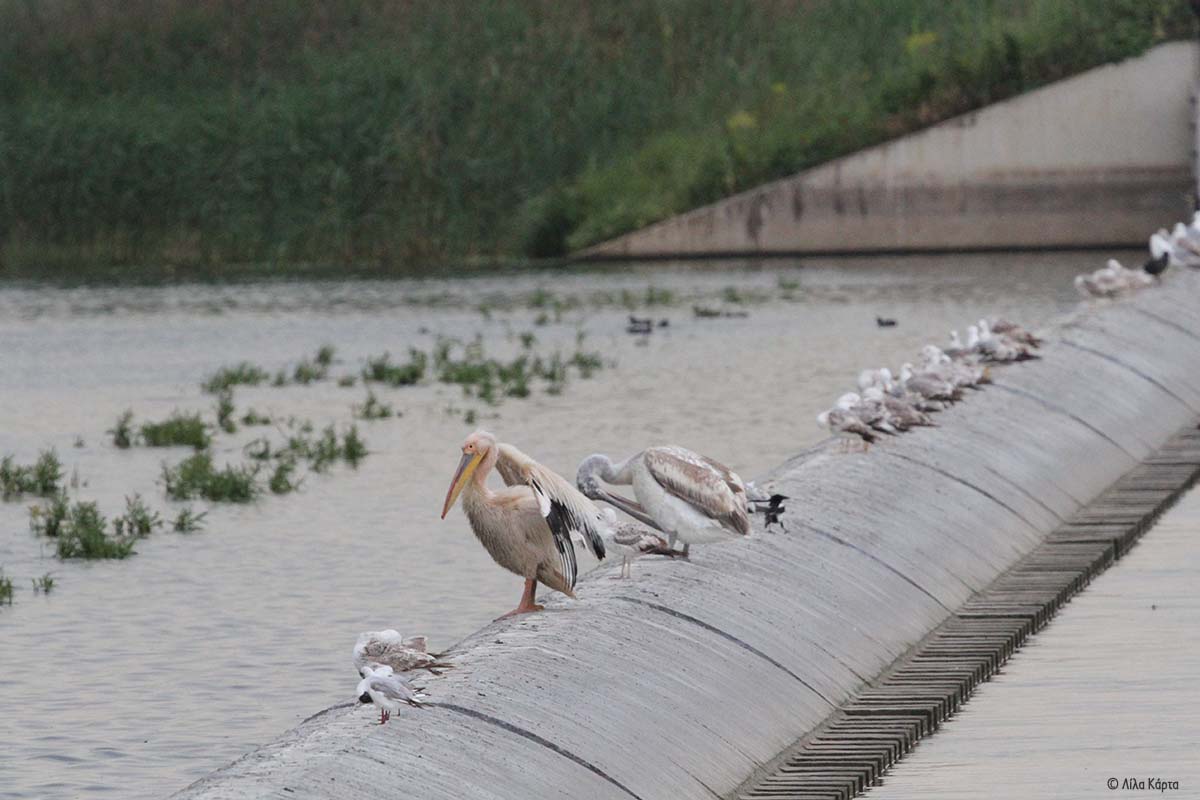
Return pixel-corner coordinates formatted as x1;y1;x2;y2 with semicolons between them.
109;410;135;449
202;362;269;394
112;493;164;538
32;573;54;594
140;412;211;450
28;492;69;538
172;507;207;533
35;500;137;560
269;459;301;494
292;358;327;385
343;425;367;468
162;453;260;503
308;426;341;473
215;389;237;434
354;390;394;420
570;350;603;378
363;350;427;387
0;568;13;605
0;449;64;500
240;408;271;426
337;375;357;388
315;345;336;367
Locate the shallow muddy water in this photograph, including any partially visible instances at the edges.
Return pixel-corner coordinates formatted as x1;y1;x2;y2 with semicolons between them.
0;253;1092;798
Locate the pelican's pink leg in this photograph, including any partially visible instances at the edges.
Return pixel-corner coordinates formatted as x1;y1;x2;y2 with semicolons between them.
379;709;388;725
498;579;544;618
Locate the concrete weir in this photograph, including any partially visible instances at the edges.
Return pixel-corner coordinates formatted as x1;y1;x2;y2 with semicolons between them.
176;271;1200;800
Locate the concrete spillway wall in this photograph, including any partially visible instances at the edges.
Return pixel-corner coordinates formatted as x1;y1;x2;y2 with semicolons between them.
176;271;1200;800
584;42;1199;259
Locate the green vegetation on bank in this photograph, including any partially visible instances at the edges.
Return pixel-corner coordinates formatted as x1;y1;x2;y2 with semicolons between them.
0;0;1191;276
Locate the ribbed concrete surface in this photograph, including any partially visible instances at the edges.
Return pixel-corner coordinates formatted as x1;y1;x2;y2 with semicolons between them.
174;270;1200;800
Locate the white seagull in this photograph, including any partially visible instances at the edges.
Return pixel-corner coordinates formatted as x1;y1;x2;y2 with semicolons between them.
356;664;426;724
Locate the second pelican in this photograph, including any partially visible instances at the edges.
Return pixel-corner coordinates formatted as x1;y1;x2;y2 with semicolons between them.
576;445;751;556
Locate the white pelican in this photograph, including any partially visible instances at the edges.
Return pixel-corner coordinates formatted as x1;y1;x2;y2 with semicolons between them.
356;664;425;724
575;445;751;557
441;430;608;617
354;629;453;676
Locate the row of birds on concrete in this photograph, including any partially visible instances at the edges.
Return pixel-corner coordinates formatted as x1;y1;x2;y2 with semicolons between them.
354;434;788;720
1074;214;1199;298
816;317;1041;448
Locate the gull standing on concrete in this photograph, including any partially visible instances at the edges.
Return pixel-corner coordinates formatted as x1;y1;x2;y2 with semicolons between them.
576;445;752;558
441;430;608;617
602;513;674;579
356;665;426;724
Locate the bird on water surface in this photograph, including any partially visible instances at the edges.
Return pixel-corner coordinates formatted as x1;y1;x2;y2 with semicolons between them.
441;430;608;618
576;445;752;558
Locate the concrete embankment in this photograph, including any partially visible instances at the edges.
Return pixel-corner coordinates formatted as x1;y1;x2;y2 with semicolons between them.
175;270;1200;800
583;42;1199;259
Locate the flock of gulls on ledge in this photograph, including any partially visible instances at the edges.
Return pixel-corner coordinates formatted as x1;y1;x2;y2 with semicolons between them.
352;216;1188;724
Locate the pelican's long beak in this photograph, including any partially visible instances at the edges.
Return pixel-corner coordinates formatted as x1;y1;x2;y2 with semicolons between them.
441;451;482;519
598;489;662;531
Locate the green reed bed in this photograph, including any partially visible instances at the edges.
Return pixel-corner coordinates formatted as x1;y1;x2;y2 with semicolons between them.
202;362;270;394
0;0;1189;275
0;568;13;605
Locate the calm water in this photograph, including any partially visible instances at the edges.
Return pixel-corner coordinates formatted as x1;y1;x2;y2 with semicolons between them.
0;255;1089;799
865;486;1200;800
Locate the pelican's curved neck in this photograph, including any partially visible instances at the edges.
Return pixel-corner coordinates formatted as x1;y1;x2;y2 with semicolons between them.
604;454;637;484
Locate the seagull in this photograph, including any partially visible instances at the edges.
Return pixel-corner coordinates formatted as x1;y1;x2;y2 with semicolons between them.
987;318;1042;348
356;665;426;724
441;430;609;617
836;392;899;435
899;363;961;402
603;516;675;579
862;386;936;428
354;630;453;677
818;406;877;450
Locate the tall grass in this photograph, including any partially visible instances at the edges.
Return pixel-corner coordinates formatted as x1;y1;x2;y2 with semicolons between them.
0;0;1191;274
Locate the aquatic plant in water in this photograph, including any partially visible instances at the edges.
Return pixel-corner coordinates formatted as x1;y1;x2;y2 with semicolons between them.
140;412;211;450
109;410;135;448
0;568;13;605
112;494;164;538
202;362;270;394
32;573;55;594
161;453;260;503
353;390;395;420
32;499;137;560
363;350;428;387
216;389;237;433
172;507;208;533
0;450;64;500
